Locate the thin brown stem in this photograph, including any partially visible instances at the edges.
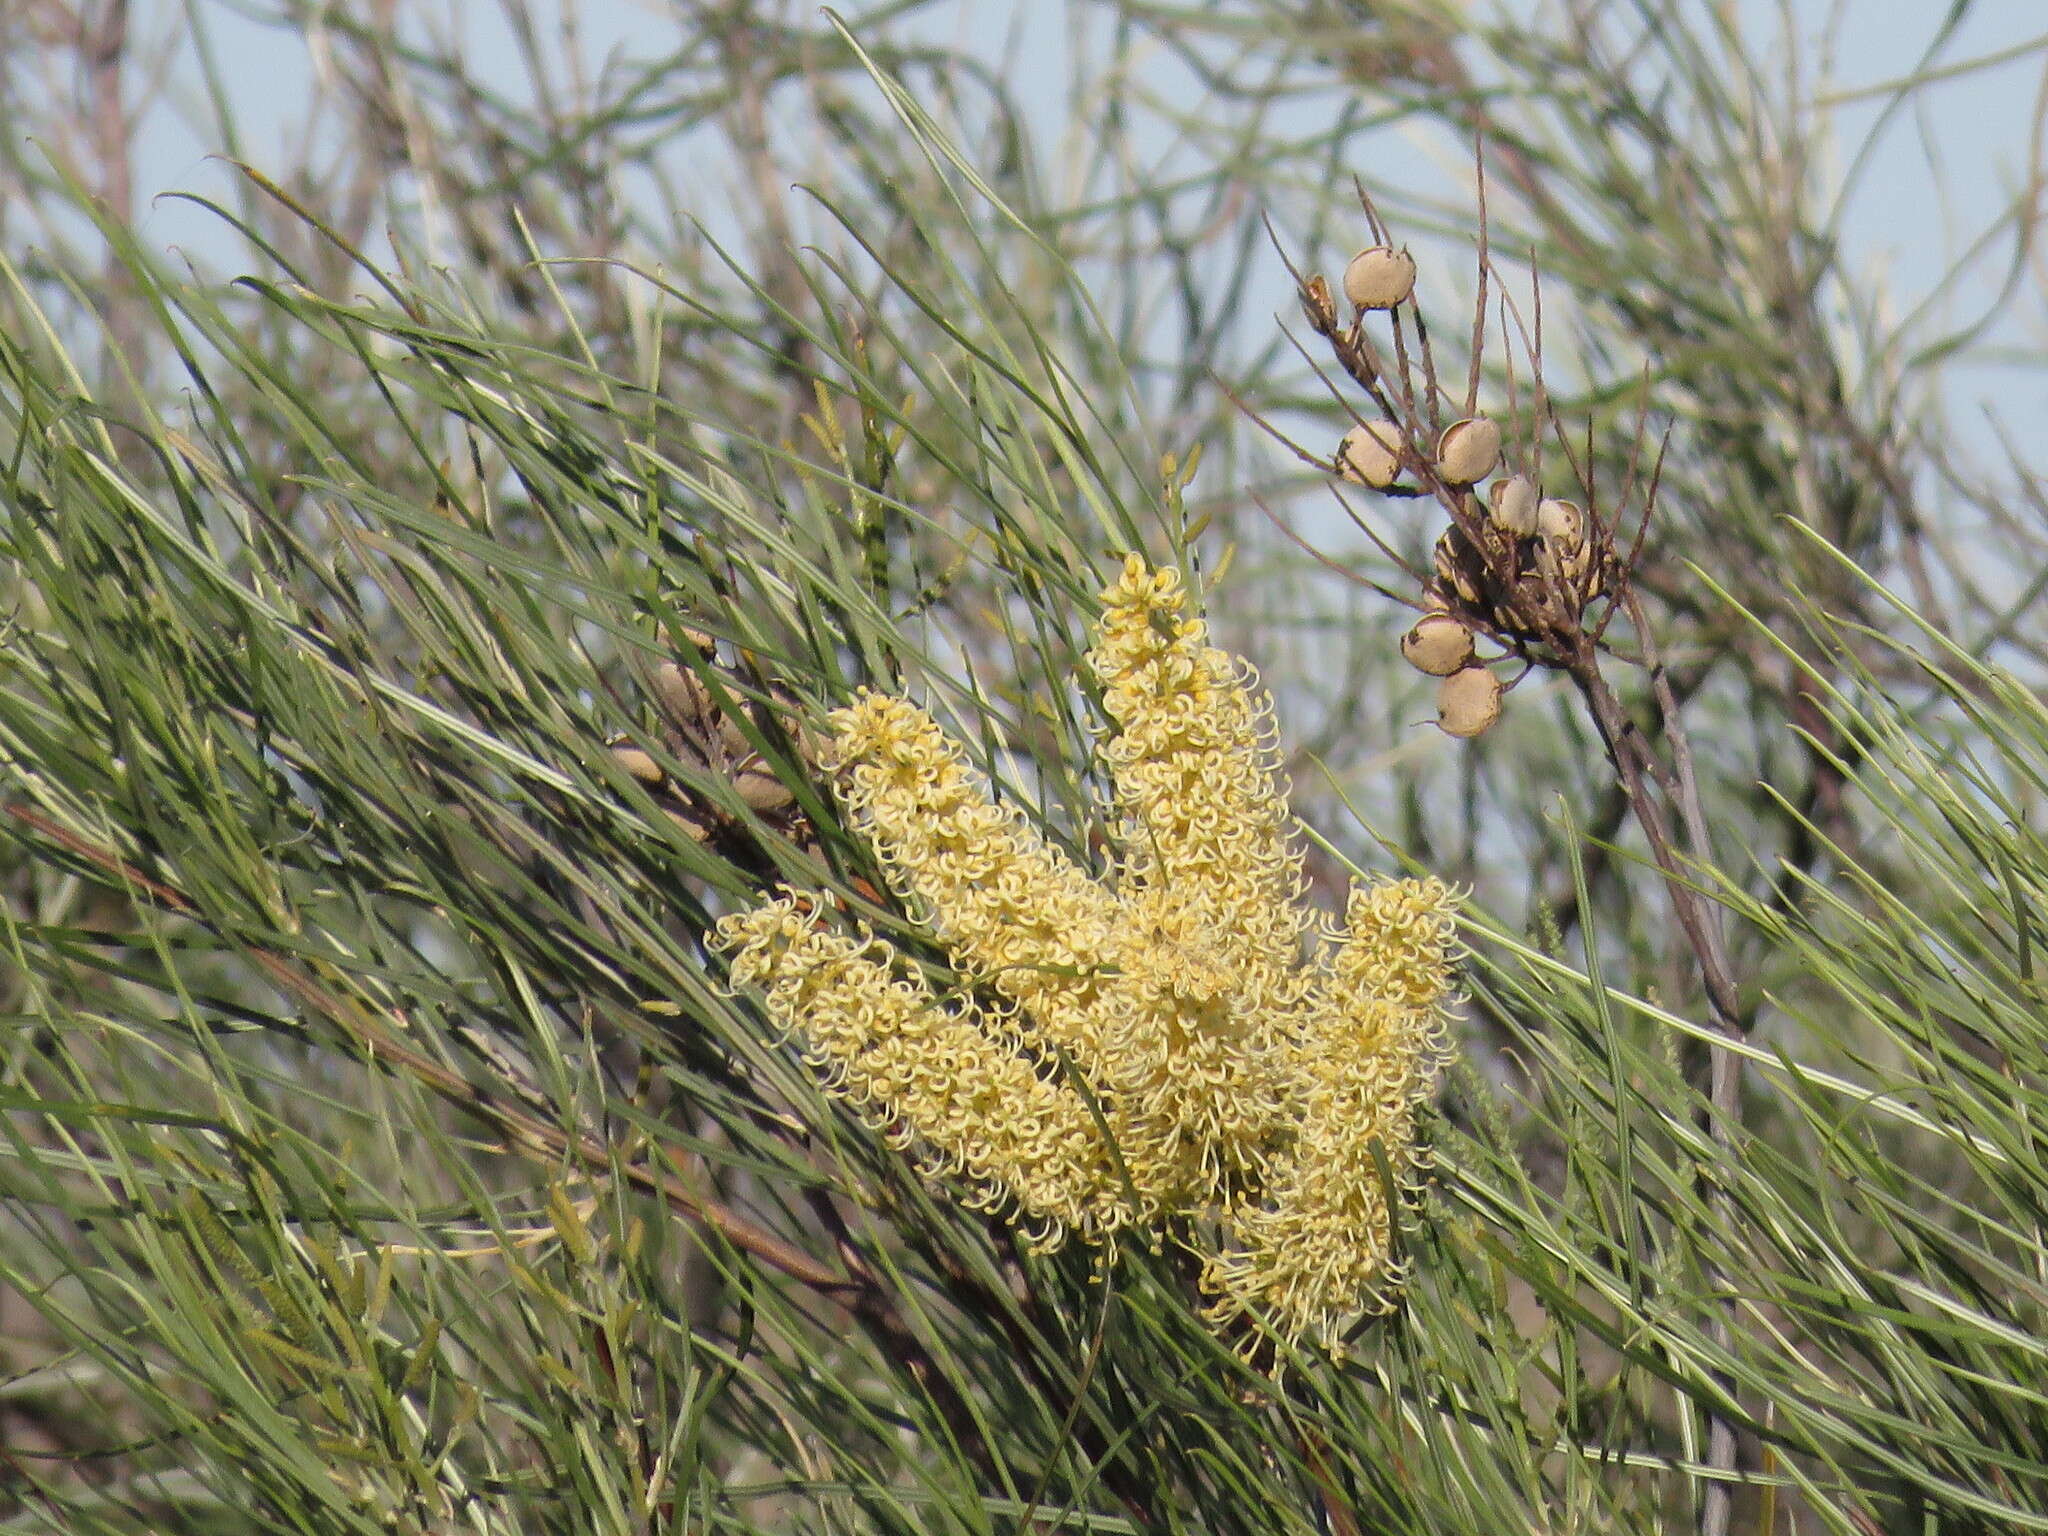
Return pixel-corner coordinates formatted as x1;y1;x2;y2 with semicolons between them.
1563;649;1749;1536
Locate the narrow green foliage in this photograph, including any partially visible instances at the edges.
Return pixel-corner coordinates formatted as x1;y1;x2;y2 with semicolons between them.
1;3;2046;1535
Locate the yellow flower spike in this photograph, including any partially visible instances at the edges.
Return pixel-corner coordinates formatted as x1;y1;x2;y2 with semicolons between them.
711;558;1461;1345
1090;558;1311;995
1087;555;1316;1189
822;693;1140;1096
1337;877;1461;1013
1200;878;1459;1341
1200;1015;1415;1339
710;897;1132;1245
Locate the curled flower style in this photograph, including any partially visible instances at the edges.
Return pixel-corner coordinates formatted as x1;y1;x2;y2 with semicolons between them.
716;896;1133;1245
1204;878;1456;1337
710;555;1460;1343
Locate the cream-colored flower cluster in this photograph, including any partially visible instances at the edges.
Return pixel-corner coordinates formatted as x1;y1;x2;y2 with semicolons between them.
712;556;1458;1342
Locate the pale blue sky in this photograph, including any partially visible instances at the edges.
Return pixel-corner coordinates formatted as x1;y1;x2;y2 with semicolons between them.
113;0;2048;428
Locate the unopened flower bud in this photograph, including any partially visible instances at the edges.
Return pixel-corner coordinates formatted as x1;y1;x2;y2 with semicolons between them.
1400;613;1475;676
1342;246;1417;310
1486;475;1540;537
1436;666;1503;738
1435;418;1502;486
1337;421;1404;489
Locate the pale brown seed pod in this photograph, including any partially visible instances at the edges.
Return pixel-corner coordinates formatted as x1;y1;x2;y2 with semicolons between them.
663;806;714;843
1543;538;1604;601
1432;527;1487;608
1568;543;1600;593
1342;245;1417;310
1336;421;1404;488
1435;418;1502;486
1486;475;1540;537
1535;497;1600;598
1436;666;1503;738
1400;613;1476;676
1536;497;1583;546
608;742;666;785
716;714;756;758
653;661;716;730
1300;273;1338;331
733;764;797;812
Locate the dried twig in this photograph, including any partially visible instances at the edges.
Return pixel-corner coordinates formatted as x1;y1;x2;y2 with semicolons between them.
1270;179;1755;1530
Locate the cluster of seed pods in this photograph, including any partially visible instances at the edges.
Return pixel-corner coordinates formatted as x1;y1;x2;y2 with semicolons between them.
606;633;812;841
1326;245;1597;738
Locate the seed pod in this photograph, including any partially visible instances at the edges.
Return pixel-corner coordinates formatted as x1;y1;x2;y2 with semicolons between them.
1563;541;1598;591
1432;526;1487;608
653;661;717;732
1547;538;1603;596
733;764;797;813
608;741;666;785
1436;666;1503;738
1342;245;1417;310
715;713;756;759
1400;613;1476;676
1536;498;1583;545
663;805;714;843
1435;418;1502;486
1486;475;1540;537
1300;273;1338;331
1337;421;1405;489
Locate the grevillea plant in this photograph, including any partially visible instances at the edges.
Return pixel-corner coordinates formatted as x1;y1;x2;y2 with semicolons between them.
713;555;1459;1342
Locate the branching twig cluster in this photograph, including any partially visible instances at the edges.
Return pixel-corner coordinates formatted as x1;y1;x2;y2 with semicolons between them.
1278;181;1755;1536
